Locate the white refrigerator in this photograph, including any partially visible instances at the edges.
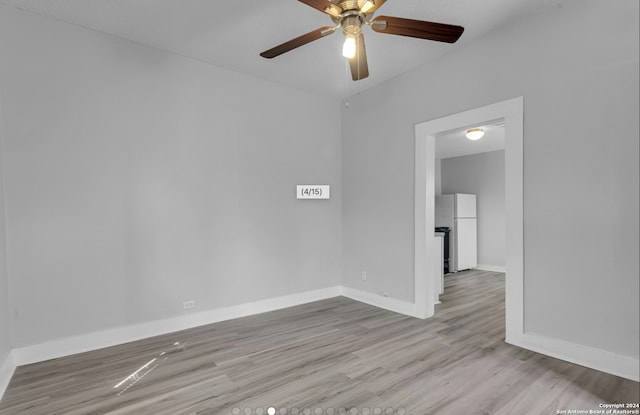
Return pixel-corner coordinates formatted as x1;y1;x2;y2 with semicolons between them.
435;193;478;272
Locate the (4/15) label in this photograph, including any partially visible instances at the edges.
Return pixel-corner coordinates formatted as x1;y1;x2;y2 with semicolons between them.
297;185;330;199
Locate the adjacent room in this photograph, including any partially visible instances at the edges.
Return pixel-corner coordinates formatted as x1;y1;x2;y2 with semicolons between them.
0;0;638;414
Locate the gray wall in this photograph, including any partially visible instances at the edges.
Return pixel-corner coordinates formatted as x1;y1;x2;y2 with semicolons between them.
342;0;639;359
441;150;505;269
0;7;342;347
0;118;9;362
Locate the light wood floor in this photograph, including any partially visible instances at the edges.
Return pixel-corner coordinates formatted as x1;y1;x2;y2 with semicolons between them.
1;270;638;414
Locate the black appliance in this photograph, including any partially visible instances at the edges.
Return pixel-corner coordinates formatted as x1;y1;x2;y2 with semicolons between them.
435;227;451;274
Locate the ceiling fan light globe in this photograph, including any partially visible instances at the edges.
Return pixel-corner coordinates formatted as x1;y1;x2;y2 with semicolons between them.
342;36;357;58
361;0;376;13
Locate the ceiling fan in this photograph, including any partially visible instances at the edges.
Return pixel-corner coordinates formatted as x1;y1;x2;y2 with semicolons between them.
260;0;465;81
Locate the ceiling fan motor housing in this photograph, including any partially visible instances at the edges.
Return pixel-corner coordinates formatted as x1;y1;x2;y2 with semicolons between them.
337;0;361;12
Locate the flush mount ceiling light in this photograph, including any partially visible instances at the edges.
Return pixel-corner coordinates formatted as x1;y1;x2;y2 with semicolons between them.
466;128;485;140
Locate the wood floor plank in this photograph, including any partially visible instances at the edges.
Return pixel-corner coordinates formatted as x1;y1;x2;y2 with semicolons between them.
1;270;637;414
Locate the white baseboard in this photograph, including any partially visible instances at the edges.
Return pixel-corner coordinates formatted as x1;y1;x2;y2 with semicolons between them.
0;350;16;401
340;286;417;318
8;286;638;391
12;286;342;367
509;332;640;382
475;264;506;273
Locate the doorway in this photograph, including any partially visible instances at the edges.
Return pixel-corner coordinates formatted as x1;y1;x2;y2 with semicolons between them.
412;97;524;345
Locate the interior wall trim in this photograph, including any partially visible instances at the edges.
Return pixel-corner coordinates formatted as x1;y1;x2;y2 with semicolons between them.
414;96;524;345
9;285;419;370
341;286;418;318
11;286;342;367
513;332;640;382
0;351;16;401
475;264;507;273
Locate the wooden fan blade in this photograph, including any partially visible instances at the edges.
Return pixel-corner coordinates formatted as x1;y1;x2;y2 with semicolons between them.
298;0;342;17
348;34;369;81
358;0;387;14
371;16;464;43
260;26;335;59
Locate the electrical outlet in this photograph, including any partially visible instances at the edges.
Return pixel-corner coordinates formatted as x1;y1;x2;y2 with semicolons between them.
183;300;196;310
361;271;367;281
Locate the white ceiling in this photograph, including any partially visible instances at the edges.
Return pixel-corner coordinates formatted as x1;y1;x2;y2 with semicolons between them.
436;123;505;160
0;0;560;98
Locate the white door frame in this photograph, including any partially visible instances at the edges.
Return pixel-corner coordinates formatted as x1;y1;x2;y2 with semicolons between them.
413;96;524;344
